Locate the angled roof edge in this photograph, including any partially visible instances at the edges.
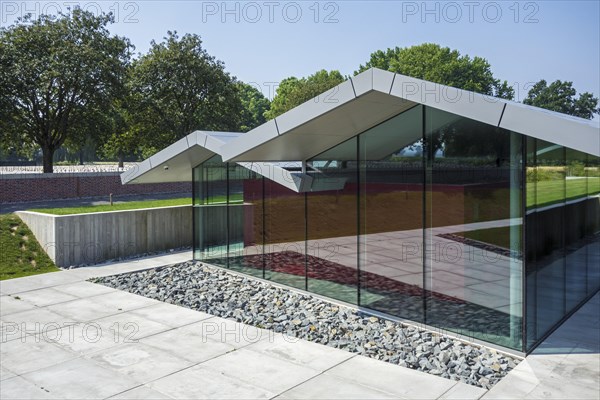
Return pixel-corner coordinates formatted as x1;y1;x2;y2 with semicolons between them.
220;67;599;161
119;131;308;192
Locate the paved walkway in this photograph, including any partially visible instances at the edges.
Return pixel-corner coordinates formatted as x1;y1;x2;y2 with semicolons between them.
0;252;598;399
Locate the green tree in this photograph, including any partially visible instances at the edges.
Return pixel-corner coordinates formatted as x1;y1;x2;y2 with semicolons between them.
0;10;132;172
128;31;241;153
237;83;270;132
357;43;514;99
524;80;599;119
265;70;345;120
358;43;516;159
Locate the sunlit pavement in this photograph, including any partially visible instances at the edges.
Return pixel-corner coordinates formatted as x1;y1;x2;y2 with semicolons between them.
0;252;597;399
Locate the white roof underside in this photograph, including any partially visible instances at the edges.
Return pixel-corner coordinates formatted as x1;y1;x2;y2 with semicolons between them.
221;68;599;161
120;131;317;193
121;68;599;187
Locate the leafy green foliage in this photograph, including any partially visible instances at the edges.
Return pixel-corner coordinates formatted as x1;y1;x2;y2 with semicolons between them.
237;83;270;132
128;31;241;152
265;70;345;120
0;10;132;172
357;43;514;99
0;214;59;280
524;80;599;119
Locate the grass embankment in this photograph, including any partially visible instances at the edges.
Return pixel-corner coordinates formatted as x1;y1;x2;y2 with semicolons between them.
0;214;59;280
30;197;193;215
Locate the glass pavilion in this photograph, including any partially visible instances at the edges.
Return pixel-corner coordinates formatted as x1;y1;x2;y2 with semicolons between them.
122;68;600;353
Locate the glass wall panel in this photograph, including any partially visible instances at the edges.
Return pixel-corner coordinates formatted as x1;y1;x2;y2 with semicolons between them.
525;137;538;348
192;155;229;266
531;141;566;339
424;107;523;350
263;165;307;290
565;149;589;312
227;163;264;278
307;137;359;304
587;155;600;295
358;106;424;320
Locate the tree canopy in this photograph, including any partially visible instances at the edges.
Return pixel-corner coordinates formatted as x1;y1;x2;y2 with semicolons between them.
357;43;514;100
128;31;241;154
265;70;345;120
0;10;132;172
237;83;270;132
524;80;599;119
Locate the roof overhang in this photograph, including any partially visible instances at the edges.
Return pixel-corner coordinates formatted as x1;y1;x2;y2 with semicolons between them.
120;131;333;193
121;68;599;190
120;131;238;185
220;68;599;161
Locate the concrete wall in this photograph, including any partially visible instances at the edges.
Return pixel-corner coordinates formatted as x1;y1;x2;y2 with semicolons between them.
1;172;191;203
16;205;192;267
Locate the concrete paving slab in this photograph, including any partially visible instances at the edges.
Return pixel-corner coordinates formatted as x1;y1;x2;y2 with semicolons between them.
92;310;174;341
52;281;117;298
139;327;235;363
180;316;274;348
244;333;355;371
109;385;174;399
44;320;131;355
21;358;138;399
325;354;456;400
438;382;487;400
127;301;212;328
483;293;600;400
86;342;194;384
0;271;83;295
280;373;399;399
0;365;17;381
526;376;600;399
148;364;276;399
17;287;79;307
1;307;74;338
0;375;57;399
47;291;157;321
0;333;78;375
0;294;38;315
199;347;321;393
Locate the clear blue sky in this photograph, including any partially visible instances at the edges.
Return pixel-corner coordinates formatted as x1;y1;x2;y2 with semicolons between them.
3;1;599;103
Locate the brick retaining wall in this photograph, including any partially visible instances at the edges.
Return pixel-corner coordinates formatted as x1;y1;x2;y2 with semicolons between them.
0;172;191;203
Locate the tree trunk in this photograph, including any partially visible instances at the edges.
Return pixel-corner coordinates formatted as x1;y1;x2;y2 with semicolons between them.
118;153;124;169
79;150;84;165
42;146;54;173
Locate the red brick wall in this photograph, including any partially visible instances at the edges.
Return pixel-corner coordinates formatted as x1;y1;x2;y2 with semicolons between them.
0;173;191;203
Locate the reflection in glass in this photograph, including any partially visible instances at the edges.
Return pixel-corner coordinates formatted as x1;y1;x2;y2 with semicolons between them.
358;106;424;321
424;107;523;350
307;137;359;304
193;155;228;265
531;141;566;339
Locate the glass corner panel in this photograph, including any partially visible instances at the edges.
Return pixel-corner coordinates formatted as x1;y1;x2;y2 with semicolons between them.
424;106;523;350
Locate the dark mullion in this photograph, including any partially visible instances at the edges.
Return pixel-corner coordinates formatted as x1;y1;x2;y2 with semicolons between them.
422;105;428;324
357;136;362;307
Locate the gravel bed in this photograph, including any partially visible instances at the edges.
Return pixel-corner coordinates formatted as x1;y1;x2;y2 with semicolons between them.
92;261;520;389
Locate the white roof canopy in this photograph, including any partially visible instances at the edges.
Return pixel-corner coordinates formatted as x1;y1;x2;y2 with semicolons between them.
121;68;600;187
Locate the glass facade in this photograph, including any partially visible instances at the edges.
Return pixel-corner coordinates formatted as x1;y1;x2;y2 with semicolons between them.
192;105;600;353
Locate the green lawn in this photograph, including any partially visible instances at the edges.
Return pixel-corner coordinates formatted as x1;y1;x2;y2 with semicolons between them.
30;197;193;215
0;214;59;280
527;178;599;208
457;226;513;250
